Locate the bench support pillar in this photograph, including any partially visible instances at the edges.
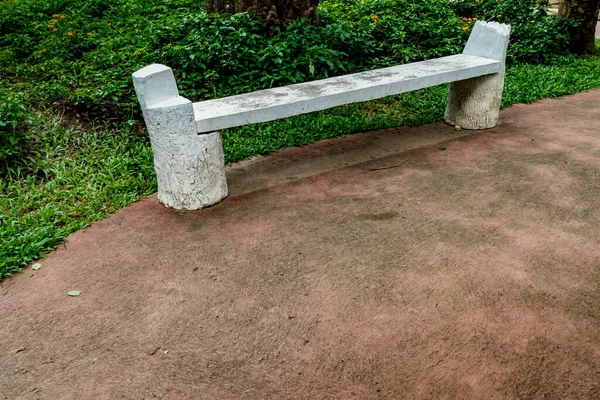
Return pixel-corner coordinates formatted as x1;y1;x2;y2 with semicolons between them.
445;21;511;129
132;64;228;210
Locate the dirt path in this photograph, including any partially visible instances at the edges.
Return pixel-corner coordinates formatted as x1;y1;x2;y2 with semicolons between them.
1;90;600;399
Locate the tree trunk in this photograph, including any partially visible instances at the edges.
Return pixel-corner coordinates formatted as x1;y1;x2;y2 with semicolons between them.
559;0;600;54
205;0;319;33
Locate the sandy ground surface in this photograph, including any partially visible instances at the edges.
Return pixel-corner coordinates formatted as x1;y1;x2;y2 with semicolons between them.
1;90;600;399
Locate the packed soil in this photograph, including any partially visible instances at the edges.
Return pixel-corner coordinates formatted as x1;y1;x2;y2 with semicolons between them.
1;90;600;399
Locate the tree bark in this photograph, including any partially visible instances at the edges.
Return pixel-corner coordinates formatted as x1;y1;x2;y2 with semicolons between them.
559;0;600;54
205;0;319;33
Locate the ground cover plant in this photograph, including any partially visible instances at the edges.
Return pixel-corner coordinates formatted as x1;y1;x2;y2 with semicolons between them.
1;0;599;278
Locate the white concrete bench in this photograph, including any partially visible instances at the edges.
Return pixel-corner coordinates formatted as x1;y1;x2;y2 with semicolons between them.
133;21;510;210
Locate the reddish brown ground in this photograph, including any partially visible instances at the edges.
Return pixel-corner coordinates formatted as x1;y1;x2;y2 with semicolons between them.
2;91;600;399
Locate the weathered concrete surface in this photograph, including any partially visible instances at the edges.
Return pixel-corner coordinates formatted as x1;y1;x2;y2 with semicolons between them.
194;54;501;133
133;64;228;210
2;90;600;399
445;21;511;129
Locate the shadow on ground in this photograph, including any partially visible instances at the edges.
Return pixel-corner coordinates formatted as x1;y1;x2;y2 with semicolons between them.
1;90;600;399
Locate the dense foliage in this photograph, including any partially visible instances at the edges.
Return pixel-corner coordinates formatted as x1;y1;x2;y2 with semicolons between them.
0;0;576;125
0;90;31;161
0;0;596;278
451;0;577;62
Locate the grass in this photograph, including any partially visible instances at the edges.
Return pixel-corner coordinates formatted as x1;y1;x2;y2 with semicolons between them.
1;117;156;276
2;45;600;280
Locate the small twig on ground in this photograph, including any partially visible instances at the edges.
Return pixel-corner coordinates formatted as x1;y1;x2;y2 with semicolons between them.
366;160;413;171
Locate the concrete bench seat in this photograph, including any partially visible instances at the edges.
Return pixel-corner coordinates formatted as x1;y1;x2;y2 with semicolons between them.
133;21;511;210
192;54;502;134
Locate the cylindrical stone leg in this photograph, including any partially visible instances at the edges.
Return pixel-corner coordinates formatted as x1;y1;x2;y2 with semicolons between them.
444;72;505;129
151;129;228;210
133;64;228;210
445;20;511;130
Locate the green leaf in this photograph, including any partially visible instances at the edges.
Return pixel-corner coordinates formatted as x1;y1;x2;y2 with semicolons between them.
438;145;446;151
67;291;81;297
31;263;42;270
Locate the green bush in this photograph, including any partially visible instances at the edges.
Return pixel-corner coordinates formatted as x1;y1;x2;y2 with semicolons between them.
165;13;379;100
319;0;471;64
0;90;32;162
450;0;578;64
0;0;579;126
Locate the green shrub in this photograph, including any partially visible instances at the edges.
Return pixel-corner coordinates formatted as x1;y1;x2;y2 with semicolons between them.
319;0;470;64
165;13;379;100
0;90;32;162
0;0;579;125
450;0;578;64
